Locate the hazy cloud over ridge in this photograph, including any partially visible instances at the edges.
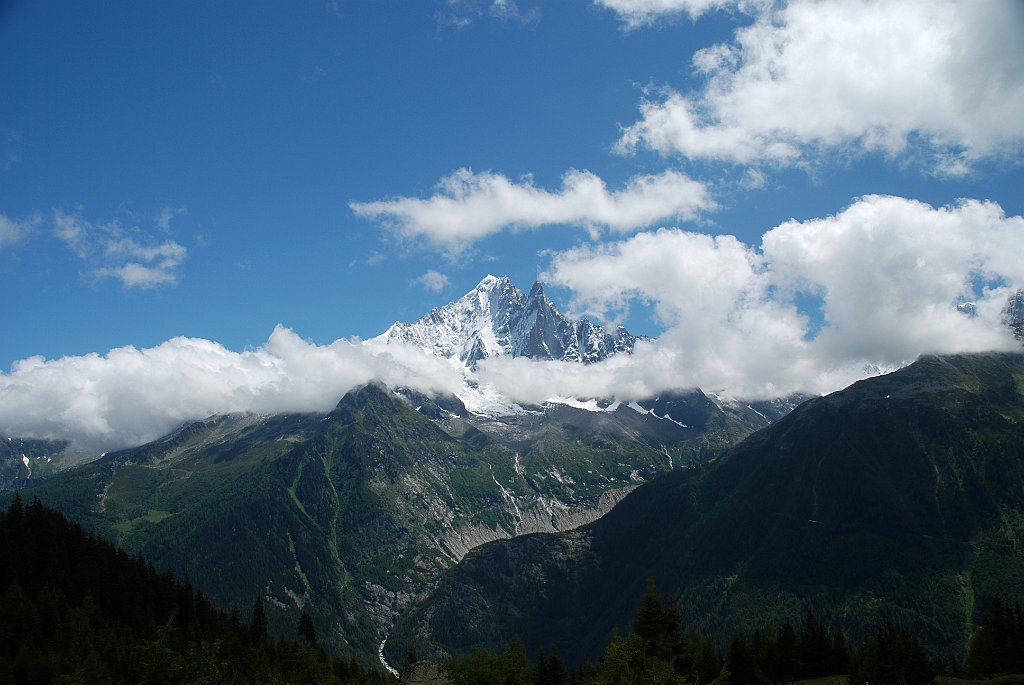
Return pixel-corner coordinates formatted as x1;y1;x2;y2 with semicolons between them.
0;328;463;452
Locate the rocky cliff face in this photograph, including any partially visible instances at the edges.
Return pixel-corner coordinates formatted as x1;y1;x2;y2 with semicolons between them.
1004;289;1024;341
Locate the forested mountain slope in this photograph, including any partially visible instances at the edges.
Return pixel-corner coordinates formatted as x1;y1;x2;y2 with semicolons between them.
390;353;1024;666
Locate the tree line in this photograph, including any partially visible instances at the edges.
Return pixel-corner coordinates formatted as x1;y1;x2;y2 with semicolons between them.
434;579;1022;685
4;494;1022;684
0;494;390;684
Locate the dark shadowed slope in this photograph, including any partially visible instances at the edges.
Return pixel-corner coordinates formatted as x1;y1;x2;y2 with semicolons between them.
391;352;1024;666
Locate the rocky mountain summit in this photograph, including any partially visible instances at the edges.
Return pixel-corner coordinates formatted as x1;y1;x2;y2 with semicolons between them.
1004;289;1024;341
376;275;639;369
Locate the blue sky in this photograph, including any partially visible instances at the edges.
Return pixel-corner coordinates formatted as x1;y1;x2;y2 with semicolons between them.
1;0;1023;450
1;0;724;361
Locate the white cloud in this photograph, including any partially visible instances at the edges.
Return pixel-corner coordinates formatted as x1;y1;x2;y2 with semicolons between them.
53;210;88;257
617;0;1024;172
0;211;40;250
8;195;1020;451
154;205;187;232
440;0;540;28
476;194;1023;403
489;0;540;23
413;269;451;293
0;327;463;452
350;168;714;251
53;209;188;289
595;0;754;28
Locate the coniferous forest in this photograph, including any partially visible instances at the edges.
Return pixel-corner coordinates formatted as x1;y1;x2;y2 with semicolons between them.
4;496;1024;684
438;580;1024;685
0;494;388;685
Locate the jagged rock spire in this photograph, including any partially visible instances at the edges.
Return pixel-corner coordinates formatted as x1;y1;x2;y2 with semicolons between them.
377;275;640;368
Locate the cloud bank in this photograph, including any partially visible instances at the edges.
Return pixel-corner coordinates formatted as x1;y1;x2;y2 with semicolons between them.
0;328;463;452
350;168;714;251
4;196;1021;452
479;195;1024;402
617;0;1024;172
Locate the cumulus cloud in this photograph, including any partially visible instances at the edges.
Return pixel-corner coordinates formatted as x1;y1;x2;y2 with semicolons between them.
617;0;1024;172
7;195;1020;451
350;168;714;251
477;195;1023;403
0;327;463;452
596;0;754;28
412;269;451;293
53;209;188;288
0;211;40;250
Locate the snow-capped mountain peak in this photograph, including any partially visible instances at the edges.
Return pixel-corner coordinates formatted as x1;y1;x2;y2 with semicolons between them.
376;275;639;369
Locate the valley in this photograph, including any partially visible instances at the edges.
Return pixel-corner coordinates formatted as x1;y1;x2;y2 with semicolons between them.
3;277;1023;676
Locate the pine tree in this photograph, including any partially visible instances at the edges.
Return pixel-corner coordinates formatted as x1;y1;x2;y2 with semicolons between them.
533;649;549;685
853;622;936;685
546;645;567;685
296;611;318;647
968;597;1024;677
798;608;831;678
831;628;851;674
632;578;684;663
774;620;798;683
502;636;531;685
531;645;568;685
695;637;723;685
595;632;634;685
725;632;756;685
7;491;23;520
750;627;775;683
250;596;268;643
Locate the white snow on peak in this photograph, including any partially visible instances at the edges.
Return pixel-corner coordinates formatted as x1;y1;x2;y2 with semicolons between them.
374;274;523;368
376;275;638;371
370;275;644;418
548;397;617;413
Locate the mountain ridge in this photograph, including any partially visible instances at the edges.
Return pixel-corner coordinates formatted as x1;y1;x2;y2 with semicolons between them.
388;351;1024;666
376;275;640;369
9;375;782;664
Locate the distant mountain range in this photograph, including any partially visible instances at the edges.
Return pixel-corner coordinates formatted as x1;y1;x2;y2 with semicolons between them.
0;436;72;491
4;277;1024;672
7;374;791;665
